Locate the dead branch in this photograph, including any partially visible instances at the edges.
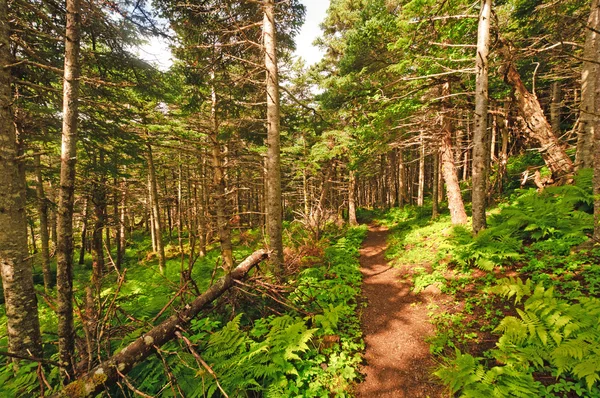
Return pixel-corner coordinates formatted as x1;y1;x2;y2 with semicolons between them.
52;249;270;398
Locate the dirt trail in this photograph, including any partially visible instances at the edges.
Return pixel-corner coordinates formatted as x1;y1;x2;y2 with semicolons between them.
355;224;444;398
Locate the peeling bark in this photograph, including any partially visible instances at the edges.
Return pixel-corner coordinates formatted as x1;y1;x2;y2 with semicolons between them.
501;60;574;181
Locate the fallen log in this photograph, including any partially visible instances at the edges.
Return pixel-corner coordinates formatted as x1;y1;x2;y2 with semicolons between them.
53;249;270;398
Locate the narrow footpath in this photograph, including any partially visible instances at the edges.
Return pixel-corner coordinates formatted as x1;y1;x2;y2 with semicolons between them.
355;224;444;397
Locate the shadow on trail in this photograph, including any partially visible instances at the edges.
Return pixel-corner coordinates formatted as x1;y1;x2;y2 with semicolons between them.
356;224;444;398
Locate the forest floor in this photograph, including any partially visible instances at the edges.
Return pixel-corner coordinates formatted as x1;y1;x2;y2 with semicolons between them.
355;223;446;398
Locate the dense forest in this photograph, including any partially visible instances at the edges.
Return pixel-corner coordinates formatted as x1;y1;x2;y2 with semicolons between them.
1;0;600;396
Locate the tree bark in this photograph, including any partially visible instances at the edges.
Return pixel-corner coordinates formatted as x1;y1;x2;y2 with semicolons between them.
472;0;492;233
550;81;561;136
56;0;82;376
432;151;439;219
78;197;89;265
147;143;166;274
577;0;600;170
209;77;234;270
441;82;468;225
501;59;574;181
91;174;106;295
593;15;600;242
417;133;425;207
264;0;284;271
348;169;358;225
54;249;270;398
0;0;43;360
35;155;52;293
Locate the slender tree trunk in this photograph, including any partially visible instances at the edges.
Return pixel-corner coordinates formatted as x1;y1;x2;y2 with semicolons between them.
432;151;439;219
117;177;126;269
501;58;574;180
91;183;105;295
578;0;600;169
472;0;492;233
550;81;561;136
56;0;82;376
498;97;511;193
209;78;234;270
147;143;166;273
0;2;43;360
417;133;425;207
398;149;406;206
48;182;58;253
264;0;284;270
441;83;468;225
348;169;358;225
79;197;89;265
35;155;52;292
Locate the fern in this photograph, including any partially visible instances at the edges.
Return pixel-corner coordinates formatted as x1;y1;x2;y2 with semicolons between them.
438;279;600;395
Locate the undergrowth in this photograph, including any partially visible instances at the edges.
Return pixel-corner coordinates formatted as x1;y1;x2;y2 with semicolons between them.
0;224;368;397
379;169;600;397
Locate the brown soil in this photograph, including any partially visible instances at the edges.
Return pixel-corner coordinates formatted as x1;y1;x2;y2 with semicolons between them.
355;224;446;398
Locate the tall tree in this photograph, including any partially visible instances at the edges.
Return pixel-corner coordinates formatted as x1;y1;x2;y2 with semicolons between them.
264;0;284;270
472;0;492;233
577;0;600;169
0;0;43;361
56;0;82;376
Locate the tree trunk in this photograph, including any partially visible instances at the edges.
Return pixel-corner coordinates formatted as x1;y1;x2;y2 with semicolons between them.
264;0;284;271
78;197;89;265
472;0;492;233
147;143;166;274
56;0;82;376
0;1;43;360
577;0;600;170
501;59;574;181
441;82;468;225
209;77;234;271
550;81;561;136
593;38;600;241
35;155;52;292
54;250;270;398
348;169;358;225
432;151;439;219
91;174;106;295
117;177;126;269
417;133;425;207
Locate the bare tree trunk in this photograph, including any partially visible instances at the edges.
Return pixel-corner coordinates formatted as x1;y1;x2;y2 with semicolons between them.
0;1;43;360
577;0;600;169
417;133;425;207
501;58;574;181
147;143;166;274
117;177;126;269
441;83;468;225
550;81;561;136
56;0;82;376
264;0;284;271
398;149;406;206
432;151;439;219
79;197;89;265
209;78;234;270
498;97;511;193
34;155;52;293
348;169;358;225
472;0;492;233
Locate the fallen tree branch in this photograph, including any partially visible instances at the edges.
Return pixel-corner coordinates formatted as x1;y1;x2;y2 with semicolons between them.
53;249;270;398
